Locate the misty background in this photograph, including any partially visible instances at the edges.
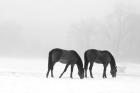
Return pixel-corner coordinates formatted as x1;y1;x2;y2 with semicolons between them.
0;0;140;73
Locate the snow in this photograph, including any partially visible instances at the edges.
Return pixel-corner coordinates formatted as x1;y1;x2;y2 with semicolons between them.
0;75;140;93
0;57;140;93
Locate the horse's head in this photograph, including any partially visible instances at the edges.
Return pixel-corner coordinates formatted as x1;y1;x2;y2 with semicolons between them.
110;66;117;77
78;68;84;79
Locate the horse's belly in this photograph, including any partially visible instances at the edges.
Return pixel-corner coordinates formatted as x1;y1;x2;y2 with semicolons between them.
59;59;69;64
59;52;77;64
94;59;103;64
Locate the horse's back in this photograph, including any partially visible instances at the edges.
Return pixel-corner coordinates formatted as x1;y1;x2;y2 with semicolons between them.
60;50;78;62
85;49;98;58
50;48;79;64
86;49;111;56
85;49;112;63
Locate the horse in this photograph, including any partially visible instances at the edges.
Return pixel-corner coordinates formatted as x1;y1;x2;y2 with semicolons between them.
84;49;117;78
46;48;84;79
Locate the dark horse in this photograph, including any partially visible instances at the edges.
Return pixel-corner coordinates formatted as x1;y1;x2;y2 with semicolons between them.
84;49;117;78
46;48;84;79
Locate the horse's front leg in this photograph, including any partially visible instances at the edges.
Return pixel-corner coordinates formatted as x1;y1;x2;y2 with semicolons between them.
103;64;108;78
59;64;69;78
70;64;74;78
84;61;89;78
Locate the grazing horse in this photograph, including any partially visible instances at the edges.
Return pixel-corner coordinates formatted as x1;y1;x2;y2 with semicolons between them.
84;49;117;78
46;48;84;79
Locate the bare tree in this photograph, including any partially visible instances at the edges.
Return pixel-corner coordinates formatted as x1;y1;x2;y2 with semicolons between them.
68;19;95;51
68;18;112;53
67;4;140;62
105;4;136;61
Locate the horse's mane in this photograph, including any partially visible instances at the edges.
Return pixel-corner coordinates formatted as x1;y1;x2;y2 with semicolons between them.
106;51;116;68
71;50;83;69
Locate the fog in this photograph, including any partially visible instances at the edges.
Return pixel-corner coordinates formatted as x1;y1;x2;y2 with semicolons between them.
0;0;140;63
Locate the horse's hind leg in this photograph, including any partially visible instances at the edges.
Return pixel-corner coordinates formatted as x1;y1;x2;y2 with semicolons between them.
46;61;52;78
103;63;108;78
46;62;55;78
84;52;89;78
59;64;69;78
51;69;54;77
51;62;55;77
46;68;51;78
89;62;94;78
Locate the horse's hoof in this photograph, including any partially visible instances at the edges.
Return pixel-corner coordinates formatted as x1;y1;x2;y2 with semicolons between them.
91;76;94;78
70;76;73;79
103;76;107;78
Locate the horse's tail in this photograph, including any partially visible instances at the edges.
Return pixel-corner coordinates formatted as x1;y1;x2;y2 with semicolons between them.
46;50;53;77
84;51;89;70
48;50;53;68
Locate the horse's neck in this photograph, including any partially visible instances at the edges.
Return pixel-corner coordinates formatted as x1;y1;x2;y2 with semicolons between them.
76;60;83;71
74;52;83;71
110;63;115;70
110;60;116;70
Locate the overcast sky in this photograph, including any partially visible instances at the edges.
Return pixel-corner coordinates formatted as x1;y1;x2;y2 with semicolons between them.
0;0;139;37
0;0;140;59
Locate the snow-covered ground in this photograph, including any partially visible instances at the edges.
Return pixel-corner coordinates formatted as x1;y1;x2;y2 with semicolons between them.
0;57;140;93
0;75;140;93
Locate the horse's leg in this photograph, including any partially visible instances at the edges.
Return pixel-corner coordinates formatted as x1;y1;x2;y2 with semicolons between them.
46;68;51;78
70;64;74;78
84;61;89;78
51;62;55;78
59;64;69;78
103;63;108;78
89;62;94;78
46;61;52;78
